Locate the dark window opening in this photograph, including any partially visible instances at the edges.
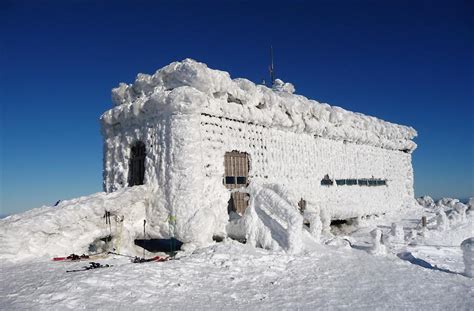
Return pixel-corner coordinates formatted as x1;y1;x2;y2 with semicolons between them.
225;176;235;184
321;174;333;186
330;219;348;226
236;176;247;184
346;179;357;185
134;238;182;253
368;179;377;186
128;141;146;187
333;178;387;186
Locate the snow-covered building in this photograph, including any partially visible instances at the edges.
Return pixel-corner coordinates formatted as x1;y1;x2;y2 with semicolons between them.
100;59;417;248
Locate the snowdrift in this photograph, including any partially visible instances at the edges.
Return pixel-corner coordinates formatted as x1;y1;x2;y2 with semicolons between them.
227;183;305;254
0;183;311;260
0;186;159;261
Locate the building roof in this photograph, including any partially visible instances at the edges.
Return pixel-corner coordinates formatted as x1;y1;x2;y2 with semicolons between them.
101;59;417;152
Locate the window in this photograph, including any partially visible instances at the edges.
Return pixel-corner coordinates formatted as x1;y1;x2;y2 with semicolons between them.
236;176;247;184
321;174;334;186
225;176;236;184
346;179;357;185
368;179;377;186
331;178;387;187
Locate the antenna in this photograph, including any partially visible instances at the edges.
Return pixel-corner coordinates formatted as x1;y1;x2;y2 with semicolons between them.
269;45;275;86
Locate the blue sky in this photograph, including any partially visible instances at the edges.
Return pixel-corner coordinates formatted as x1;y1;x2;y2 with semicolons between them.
1;0;473;215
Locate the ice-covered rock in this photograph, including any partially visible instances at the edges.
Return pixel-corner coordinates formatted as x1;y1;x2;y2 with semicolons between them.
468;198;474;212
417;196;435;208
454;203;468;222
436;210;449;231
437;198;459;209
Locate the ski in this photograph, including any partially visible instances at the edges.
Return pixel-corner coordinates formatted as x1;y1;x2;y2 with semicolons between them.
66;262;112;273
53;253;107;262
131;255;169;263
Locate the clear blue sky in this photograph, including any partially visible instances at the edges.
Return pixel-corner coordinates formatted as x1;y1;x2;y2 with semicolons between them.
1;0;473;215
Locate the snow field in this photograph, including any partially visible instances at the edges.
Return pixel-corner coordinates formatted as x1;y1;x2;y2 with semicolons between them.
0;240;472;310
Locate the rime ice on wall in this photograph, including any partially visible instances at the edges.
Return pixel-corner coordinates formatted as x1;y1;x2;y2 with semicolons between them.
101;59;417;248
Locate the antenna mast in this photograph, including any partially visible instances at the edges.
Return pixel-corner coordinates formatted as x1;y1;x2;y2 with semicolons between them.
269;45;275;86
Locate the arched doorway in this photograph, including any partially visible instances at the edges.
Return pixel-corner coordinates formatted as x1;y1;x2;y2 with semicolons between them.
128;141;146;187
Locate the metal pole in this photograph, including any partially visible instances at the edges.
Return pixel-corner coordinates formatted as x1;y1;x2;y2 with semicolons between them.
143;219;146;259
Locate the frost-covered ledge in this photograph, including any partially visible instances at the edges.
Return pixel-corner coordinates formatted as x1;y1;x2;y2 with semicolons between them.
101;59;417;152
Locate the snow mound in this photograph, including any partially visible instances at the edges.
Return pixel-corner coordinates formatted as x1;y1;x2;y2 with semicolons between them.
104;58;417;152
227;183;304;254
0;186;159;261
461;237;474;277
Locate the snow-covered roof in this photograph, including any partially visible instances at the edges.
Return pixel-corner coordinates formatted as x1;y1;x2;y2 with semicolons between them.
101;59;417;152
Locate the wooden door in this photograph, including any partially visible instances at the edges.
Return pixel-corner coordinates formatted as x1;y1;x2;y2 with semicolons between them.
223;151;250;215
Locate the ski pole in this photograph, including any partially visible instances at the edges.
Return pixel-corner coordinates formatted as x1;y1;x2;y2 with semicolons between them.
143;219;146;259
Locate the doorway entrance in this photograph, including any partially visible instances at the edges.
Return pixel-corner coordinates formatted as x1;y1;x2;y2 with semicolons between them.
128;141;146;187
223;151;250;215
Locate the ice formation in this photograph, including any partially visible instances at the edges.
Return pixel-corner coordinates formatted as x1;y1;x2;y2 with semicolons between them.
1;59;420;259
226;183;304;253
416;196;435;208
97;59;419;253
105;59;417;155
369;228;387;255
0;186;154;260
436;210;449;231
384;223;405;245
461;237;474;278
304;205;323;241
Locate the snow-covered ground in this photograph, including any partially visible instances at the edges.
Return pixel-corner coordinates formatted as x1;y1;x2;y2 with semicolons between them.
1;197;472;310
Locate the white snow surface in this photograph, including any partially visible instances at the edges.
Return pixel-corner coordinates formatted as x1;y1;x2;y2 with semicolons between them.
104;58;417;152
1;203;473;310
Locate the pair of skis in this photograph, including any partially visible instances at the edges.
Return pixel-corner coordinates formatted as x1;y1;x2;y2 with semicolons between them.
54;252;171;274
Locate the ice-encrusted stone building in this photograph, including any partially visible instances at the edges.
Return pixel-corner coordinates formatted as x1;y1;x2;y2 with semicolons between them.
101;59;417;247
